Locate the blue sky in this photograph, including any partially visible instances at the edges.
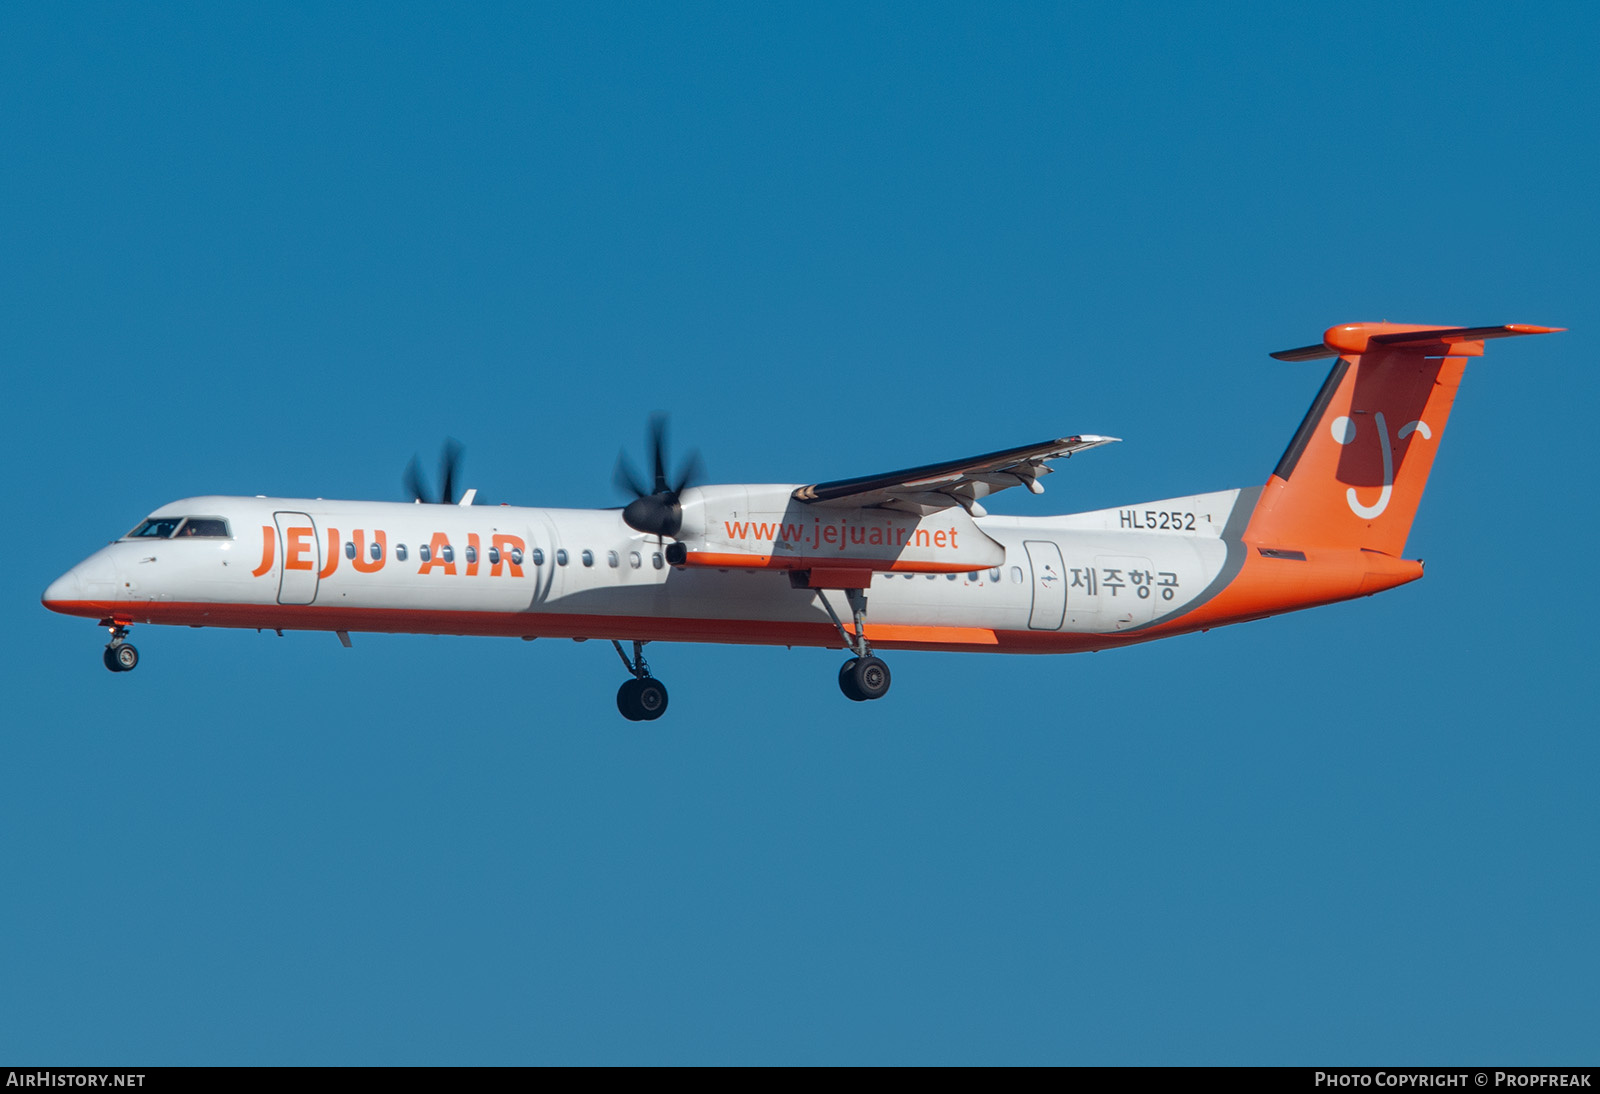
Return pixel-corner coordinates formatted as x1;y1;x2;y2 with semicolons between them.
4;2;1596;1064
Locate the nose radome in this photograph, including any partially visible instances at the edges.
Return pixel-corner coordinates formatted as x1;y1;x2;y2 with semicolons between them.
43;550;121;616
42;568;85;612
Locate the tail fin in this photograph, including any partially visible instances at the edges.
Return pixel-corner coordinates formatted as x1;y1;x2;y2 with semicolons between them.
1245;322;1561;557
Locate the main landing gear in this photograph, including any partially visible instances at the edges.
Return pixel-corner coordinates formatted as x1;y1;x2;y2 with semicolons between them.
102;623;139;673
817;587;892;703
613;640;668;722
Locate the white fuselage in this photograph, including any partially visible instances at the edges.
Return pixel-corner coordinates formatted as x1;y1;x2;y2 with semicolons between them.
44;486;1258;655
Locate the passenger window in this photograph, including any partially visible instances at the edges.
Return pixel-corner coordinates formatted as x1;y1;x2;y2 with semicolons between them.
556;549;568;566
947;573;958;581
466;545;477;564
989;568;1001;582
968;572;980;582
396;544;408;562
1010;566;1024;583
629;552;642;569
127;518;182;539
652;553;663;570
527;548;540;566
488;547;500;565
344;542;356;560
370;541;383;561
441;545;454;563
581;550;594;567
607;551;619;568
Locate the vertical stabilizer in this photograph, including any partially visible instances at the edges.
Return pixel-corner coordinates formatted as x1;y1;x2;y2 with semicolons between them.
1245;323;1560;557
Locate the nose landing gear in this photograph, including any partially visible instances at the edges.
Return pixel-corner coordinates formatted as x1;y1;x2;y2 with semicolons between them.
102;624;139;673
613;640;668;721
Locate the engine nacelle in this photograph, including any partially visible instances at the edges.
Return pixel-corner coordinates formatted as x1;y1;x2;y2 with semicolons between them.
669;485;1004;576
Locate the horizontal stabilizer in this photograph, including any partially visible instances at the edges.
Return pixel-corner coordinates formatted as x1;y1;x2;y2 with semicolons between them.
1269;343;1339;362
1272;322;1563;361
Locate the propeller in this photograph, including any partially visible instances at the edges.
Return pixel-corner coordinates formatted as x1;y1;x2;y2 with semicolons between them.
615;413;702;538
404;438;465;504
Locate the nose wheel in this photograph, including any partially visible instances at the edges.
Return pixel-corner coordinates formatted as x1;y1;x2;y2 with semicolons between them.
612;640;668;721
102;624;139;673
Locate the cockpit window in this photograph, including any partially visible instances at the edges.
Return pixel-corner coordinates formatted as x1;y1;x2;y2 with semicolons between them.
127;518;183;539
126;517;231;540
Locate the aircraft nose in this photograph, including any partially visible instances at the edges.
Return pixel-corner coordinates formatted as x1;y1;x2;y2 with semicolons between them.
42;550;120;617
42;567;85;613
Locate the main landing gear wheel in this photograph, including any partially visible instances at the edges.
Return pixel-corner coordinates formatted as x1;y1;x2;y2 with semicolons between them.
612;640;668;722
616;677;669;722
838;655;890;702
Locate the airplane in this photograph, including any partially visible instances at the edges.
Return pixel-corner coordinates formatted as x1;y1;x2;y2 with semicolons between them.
42;320;1559;720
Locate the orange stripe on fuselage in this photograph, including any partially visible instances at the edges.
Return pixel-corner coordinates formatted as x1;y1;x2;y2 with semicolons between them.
39;599;1100;654
43;547;1422;655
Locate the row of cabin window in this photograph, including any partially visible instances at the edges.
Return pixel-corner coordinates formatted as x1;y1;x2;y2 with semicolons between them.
130;522;1029;588
335;543;1023;584
884;568;1022;584
350;541;666;571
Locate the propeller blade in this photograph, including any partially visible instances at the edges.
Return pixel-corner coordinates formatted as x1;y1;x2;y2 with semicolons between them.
648;412;669;495
614;452;649;499
403;439;465;504
616;414;703;538
438;438;463;506
671;449;703;496
403;457;428;504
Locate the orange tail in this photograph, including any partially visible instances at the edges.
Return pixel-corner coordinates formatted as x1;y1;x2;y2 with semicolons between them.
1246;323;1561;557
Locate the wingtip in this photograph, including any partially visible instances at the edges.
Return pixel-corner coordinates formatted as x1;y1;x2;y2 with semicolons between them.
1270;344;1339;362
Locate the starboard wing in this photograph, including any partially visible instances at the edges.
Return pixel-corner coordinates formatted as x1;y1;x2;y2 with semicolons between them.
790;435;1118;517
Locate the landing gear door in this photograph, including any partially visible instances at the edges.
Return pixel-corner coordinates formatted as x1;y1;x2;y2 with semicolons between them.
273;512;320;605
1024;540;1067;630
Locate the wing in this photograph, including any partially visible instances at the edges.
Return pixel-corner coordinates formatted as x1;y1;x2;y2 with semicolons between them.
790;435;1118;517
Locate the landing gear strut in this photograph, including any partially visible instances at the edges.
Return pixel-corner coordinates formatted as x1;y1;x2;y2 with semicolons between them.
613;640;668;721
818;587;892;703
102;623;139;673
